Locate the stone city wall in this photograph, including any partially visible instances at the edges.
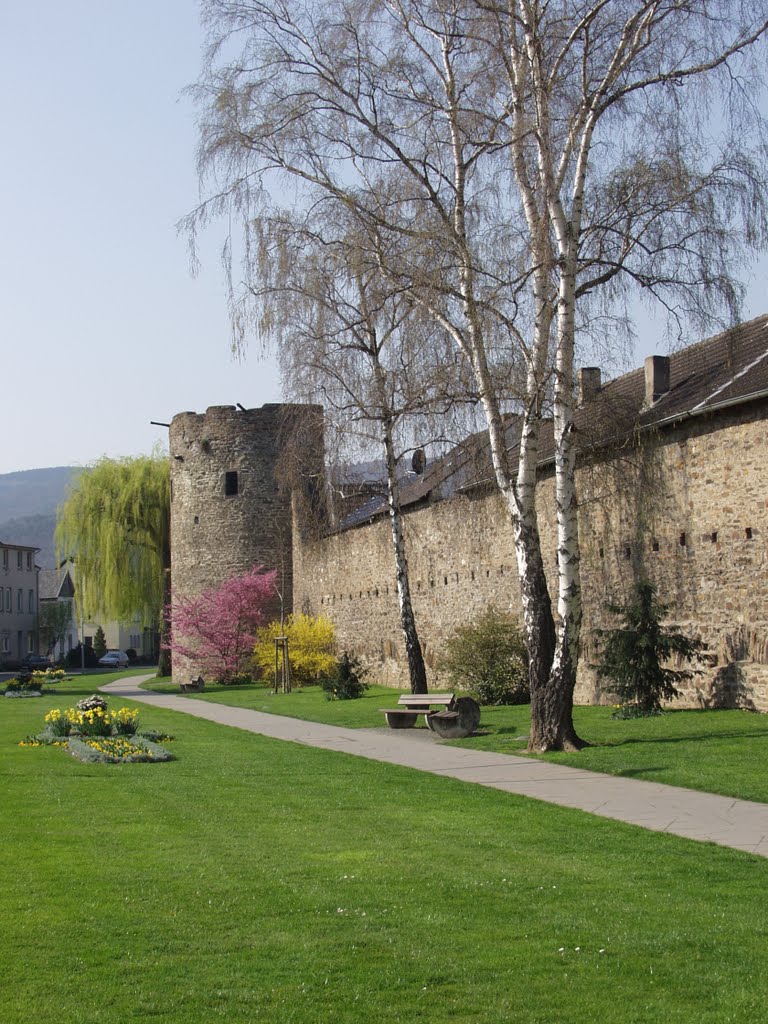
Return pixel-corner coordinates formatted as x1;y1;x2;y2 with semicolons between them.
293;400;768;709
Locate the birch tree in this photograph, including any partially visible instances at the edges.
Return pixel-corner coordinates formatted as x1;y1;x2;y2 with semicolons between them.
189;0;559;723
489;0;768;748
251;210;469;693
188;0;767;748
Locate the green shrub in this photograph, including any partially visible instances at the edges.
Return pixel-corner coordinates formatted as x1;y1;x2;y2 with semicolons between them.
594;580;706;715
439;606;529;705
93;626;107;660
66;644;100;669
215;672;253;687
321;652;369;701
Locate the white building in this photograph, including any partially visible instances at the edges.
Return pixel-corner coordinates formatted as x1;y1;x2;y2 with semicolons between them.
0;541;39;663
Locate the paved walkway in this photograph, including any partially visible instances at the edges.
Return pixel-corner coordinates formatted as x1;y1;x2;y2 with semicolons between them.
103;676;768;859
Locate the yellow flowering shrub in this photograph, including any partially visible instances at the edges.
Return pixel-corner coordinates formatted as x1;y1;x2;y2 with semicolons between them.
253;614;337;686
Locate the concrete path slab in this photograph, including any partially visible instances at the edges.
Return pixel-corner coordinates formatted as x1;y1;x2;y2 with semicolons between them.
103;675;768;859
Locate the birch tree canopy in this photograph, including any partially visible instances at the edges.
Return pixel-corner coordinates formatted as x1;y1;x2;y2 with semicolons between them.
188;0;768;749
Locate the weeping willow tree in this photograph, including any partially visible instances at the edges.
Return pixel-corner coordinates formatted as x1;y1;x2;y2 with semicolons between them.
55;454;171;676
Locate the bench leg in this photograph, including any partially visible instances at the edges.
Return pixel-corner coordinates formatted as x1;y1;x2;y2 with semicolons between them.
384;712;418;728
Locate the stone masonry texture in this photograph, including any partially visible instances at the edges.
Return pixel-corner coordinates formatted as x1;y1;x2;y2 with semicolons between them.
292;401;768;709
168;347;768;708
169;404;322;682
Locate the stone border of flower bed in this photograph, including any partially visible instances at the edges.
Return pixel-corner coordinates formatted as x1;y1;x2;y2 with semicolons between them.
66;735;175;764
18;696;176;764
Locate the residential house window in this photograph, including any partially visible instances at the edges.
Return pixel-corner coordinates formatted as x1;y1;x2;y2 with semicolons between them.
5;588;10;612
28;590;34;613
1;636;9;653
26;552;32;570
2;549;8;570
27;632;34;652
17;588;23;612
17;551;23;569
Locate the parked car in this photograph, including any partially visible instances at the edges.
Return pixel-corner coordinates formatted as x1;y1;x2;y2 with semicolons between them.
98;650;130;668
21;653;51;669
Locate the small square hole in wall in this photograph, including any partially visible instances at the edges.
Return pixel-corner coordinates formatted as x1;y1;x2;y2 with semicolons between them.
710;531;718;544
444;575;448;585
598;547;604;558
652;539;659;552
679;532;687;547
624;545;631;560
224;471;239;496
745;527;753;540
193;515;199;525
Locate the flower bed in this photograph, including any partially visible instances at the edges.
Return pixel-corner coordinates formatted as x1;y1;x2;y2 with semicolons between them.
20;698;175;764
4;667;72;698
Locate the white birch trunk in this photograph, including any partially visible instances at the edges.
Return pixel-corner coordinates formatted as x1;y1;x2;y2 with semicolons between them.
372;357;429;694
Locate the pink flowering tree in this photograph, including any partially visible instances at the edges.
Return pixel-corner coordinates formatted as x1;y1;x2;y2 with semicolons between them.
168;566;277;682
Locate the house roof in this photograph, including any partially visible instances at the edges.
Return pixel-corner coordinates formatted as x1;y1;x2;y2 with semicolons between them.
571;313;768;455
337;313;768;531
39;566;75;601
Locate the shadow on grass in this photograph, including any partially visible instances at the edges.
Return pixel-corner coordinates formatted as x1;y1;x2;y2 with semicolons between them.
615;766;670;777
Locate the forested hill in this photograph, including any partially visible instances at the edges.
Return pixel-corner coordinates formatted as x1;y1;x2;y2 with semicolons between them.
0;467;80;568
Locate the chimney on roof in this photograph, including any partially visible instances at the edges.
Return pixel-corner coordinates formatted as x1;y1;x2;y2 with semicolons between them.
644;355;670;406
577;367;601;405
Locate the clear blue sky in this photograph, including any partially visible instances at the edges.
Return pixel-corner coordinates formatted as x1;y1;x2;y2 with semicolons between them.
0;0;281;475
0;2;765;475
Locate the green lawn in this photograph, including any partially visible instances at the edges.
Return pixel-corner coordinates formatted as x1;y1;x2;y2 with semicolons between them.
142;678;768;804
2;672;767;1023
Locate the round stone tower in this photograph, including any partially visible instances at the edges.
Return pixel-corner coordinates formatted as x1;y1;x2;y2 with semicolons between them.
169;402;322;681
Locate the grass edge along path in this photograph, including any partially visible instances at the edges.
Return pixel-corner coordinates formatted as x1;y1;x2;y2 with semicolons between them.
3;676;768;1023
141;678;768;805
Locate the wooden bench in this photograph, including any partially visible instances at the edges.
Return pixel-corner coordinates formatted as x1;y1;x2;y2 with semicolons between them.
380;692;481;738
179;675;205;693
380;693;455;729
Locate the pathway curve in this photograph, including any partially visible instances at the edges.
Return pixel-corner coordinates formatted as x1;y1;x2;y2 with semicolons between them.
103;675;768;859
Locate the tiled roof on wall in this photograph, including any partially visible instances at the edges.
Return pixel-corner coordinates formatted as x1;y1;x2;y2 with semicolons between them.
337;313;768;531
